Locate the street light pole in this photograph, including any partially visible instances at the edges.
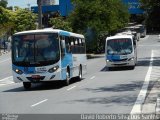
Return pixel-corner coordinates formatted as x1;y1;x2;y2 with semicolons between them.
37;0;42;29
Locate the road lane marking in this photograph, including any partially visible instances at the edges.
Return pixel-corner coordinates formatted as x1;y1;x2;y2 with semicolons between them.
0;76;14;86
0;82;14;86
0;76;13;82
67;86;76;91
130;50;154;114
90;76;95;79
31;99;48;107
0;58;11;64
139;45;160;47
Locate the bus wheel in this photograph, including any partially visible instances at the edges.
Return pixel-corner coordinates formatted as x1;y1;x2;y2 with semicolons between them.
78;66;82;81
23;82;31;89
131;66;135;70
65;69;70;86
108;67;112;71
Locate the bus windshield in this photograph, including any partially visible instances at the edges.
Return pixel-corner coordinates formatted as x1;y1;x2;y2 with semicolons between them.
107;38;133;55
12;33;60;67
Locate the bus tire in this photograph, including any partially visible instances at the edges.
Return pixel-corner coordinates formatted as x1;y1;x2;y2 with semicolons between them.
23;82;31;89
108;67;112;71
78;65;82;81
65;68;70;86
131;66;135;70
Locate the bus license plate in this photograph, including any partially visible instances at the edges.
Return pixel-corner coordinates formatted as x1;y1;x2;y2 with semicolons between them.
35;67;47;73
120;55;127;59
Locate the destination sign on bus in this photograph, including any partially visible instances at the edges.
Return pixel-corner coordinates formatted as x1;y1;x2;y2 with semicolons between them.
111;39;130;43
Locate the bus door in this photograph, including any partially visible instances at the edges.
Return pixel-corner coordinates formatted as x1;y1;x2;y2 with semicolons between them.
60;36;73;79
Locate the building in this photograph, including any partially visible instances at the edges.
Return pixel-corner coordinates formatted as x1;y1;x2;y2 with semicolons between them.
32;0;143;17
122;0;144;14
31;0;144;27
41;0;55;6
32;0;73;16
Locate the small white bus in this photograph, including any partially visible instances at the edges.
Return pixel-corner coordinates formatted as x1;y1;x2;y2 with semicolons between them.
105;35;137;70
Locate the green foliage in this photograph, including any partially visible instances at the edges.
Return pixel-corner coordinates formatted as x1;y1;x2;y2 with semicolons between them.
14;8;37;32
140;0;160;31
49;17;73;32
0;7;37;37
69;0;129;53
0;0;7;8
0;6;15;36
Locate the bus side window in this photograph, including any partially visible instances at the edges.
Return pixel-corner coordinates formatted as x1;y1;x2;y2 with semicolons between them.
70;37;76;53
82;38;86;54
60;36;65;58
65;36;71;53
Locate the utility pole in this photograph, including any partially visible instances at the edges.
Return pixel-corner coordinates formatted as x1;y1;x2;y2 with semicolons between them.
27;3;30;11
37;0;42;29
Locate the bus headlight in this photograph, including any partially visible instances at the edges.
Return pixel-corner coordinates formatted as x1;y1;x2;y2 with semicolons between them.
106;60;111;62
48;65;59;73
15;69;23;75
128;57;134;61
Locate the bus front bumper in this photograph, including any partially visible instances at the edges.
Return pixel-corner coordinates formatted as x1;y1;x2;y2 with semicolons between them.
106;59;135;68
12;70;61;83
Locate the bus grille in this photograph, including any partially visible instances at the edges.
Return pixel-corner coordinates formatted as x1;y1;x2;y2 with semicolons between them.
112;59;128;62
26;76;45;82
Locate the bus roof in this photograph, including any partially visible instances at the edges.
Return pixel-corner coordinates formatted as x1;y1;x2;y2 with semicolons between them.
106;35;133;41
13;28;84;38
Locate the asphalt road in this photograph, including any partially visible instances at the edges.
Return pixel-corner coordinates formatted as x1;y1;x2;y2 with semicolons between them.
0;34;160;119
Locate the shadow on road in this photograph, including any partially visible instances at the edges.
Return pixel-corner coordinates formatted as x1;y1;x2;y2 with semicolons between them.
84;81;143;93
137;57;160;67
3;78;82;92
66;80;157;106
100;66;134;72
87;54;104;59
70;95;137;106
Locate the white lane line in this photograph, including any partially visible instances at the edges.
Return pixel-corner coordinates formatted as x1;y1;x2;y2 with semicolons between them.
130;50;154;114
0;58;11;64
31;99;48;107
67;86;76;91
90;76;95;79
0;82;14;86
0;76;13;82
139;45;160;47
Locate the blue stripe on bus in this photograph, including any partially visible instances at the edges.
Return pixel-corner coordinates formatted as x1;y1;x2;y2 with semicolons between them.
59;31;70;36
12;64;24;72
12;64;36;74
107;55;120;60
61;53;73;80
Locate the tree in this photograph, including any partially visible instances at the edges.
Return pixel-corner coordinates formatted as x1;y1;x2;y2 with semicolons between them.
0;6;15;36
0;0;7;8
140;0;160;31
49;17;73;31
14;8;37;32
68;0;129;53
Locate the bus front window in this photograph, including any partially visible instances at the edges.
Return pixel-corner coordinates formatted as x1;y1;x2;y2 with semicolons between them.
107;39;132;55
12;33;60;67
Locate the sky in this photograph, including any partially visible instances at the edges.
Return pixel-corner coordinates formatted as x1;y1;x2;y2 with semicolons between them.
7;0;59;8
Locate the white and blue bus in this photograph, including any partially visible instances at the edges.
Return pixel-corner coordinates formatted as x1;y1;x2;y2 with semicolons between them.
12;28;87;89
105;35;137;70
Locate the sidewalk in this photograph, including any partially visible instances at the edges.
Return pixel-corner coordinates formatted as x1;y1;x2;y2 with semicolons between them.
141;50;160;119
0;49;10;56
141;80;160;114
